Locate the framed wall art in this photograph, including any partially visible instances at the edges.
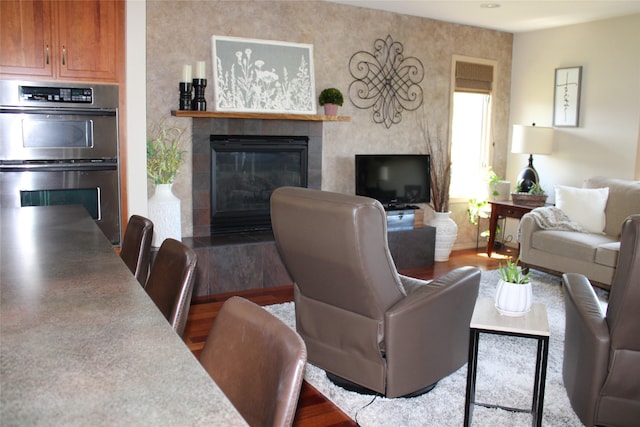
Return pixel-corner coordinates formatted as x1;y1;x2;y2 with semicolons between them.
553;66;582;127
211;35;316;114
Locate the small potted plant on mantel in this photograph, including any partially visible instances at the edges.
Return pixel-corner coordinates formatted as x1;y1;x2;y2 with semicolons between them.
318;88;344;116
495;257;532;316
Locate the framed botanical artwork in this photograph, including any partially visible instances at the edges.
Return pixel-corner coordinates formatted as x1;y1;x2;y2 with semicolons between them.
211;35;316;114
553;66;582;127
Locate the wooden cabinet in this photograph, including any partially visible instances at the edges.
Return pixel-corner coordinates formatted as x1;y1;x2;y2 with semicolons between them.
0;0;124;82
0;0;53;78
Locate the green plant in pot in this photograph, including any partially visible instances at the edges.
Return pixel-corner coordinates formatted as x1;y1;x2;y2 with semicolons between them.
495;257;532;316
318;88;344;116
146;122;187;246
512;182;548;207
498;257;531;284
147;123;186;185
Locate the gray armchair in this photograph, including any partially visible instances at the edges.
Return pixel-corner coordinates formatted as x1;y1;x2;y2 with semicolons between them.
270;186;480;398
562;214;640;426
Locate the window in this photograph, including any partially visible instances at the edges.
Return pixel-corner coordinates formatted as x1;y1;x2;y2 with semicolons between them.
449;59;495;201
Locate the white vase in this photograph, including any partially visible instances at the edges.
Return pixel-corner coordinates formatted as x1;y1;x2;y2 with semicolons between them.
489;180;511;202
494;279;532;316
148;183;181;247
428;211;458;262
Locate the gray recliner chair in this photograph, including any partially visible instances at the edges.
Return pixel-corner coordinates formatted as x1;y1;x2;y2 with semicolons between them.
270;186;481;398
562;214;640;426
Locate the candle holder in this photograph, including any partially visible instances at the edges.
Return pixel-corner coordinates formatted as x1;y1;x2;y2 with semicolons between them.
191;78;207;111
179;82;192;110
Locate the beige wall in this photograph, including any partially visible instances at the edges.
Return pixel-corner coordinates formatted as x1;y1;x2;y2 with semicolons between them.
143;0;513;246
502;13;640;245
508;13;640;193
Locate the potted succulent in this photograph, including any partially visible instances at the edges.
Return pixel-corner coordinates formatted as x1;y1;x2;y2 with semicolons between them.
495;257;532;316
146;122;187;246
511;182;548;207
318;88;344;116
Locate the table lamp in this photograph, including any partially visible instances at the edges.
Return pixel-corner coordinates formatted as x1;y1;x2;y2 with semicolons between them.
511;123;553;193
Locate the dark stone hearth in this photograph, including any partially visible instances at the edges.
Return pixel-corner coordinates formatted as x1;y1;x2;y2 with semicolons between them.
182;233;292;298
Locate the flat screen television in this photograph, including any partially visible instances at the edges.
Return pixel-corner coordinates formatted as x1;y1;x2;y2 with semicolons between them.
355;154;430;209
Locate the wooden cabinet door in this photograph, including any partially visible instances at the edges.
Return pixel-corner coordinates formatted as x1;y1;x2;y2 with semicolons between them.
0;0;54;78
56;0;123;82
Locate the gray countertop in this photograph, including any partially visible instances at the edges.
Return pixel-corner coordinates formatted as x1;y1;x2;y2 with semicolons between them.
1;206;247;426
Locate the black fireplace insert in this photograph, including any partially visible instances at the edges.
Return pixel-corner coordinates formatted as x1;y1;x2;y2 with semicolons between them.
210;135;308;234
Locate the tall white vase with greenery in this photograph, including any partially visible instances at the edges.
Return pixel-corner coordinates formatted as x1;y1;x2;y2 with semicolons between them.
148;183;181;247
147;123;186;247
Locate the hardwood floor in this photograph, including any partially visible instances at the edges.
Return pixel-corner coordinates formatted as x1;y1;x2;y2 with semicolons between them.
183;248;510;426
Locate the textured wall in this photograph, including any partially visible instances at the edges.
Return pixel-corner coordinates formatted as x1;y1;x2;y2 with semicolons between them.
146;0;513;246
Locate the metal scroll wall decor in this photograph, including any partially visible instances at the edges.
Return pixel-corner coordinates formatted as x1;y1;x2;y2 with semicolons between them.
349;35;424;128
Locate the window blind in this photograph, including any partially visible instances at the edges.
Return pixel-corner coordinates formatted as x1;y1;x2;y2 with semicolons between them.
455;61;493;93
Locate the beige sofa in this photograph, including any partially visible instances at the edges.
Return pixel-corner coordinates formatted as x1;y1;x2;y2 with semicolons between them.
519;176;640;289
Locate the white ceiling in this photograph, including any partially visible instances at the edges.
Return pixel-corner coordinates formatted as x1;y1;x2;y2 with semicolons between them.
325;0;640;33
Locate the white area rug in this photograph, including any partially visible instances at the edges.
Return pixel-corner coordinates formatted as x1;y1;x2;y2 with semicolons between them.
264;269;609;426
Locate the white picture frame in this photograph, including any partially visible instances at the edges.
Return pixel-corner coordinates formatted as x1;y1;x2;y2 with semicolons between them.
212;35;316;114
553;66;582;127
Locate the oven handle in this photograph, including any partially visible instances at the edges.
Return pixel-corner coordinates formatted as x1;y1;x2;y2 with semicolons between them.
0;107;116;116
0;162;117;172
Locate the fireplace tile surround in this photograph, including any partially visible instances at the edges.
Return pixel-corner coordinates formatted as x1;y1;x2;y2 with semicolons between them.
186;117;323;297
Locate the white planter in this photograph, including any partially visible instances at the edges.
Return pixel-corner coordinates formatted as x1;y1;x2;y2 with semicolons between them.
489;180;511;202
148;183;181;247
428;211;458;262
323;103;339;116
494;279;532;316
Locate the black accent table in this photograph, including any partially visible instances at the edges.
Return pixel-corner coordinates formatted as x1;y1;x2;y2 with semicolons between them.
464;298;550;427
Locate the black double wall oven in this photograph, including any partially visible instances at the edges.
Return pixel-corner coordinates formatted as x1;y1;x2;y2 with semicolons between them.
0;80;121;245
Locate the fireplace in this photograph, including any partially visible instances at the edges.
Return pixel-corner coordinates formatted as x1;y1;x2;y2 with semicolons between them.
210;135;308;234
191;117;322;238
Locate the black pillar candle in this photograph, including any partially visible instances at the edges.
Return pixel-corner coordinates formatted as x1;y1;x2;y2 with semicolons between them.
179;82;192;111
191;78;207;111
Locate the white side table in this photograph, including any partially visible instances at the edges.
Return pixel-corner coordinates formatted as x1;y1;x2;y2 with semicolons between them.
463;297;550;427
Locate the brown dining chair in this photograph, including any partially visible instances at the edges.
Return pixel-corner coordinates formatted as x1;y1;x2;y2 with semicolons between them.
200;297;307;427
120;215;154;286
144;238;197;337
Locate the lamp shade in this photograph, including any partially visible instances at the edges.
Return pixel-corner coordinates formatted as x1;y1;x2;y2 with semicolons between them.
512;124;553;155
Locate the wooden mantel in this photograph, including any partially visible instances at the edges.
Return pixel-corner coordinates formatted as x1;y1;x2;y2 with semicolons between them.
171;110;350;122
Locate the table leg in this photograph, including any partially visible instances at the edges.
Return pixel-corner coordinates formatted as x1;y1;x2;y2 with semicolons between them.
487;208;499;257
531;337;549;427
464;329;480;427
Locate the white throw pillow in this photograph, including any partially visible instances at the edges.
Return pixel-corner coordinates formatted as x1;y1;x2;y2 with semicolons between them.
555;185;609;234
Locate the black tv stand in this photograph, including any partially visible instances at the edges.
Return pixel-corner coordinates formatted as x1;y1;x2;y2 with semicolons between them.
387;226;436;269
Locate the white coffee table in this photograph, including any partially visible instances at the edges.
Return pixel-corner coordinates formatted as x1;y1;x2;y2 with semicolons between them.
463;297;550;427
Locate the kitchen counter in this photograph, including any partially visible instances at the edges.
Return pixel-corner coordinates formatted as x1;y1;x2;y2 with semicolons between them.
0;206;246;426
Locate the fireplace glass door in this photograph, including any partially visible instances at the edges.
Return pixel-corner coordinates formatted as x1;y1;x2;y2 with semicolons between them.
211;135;308;234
